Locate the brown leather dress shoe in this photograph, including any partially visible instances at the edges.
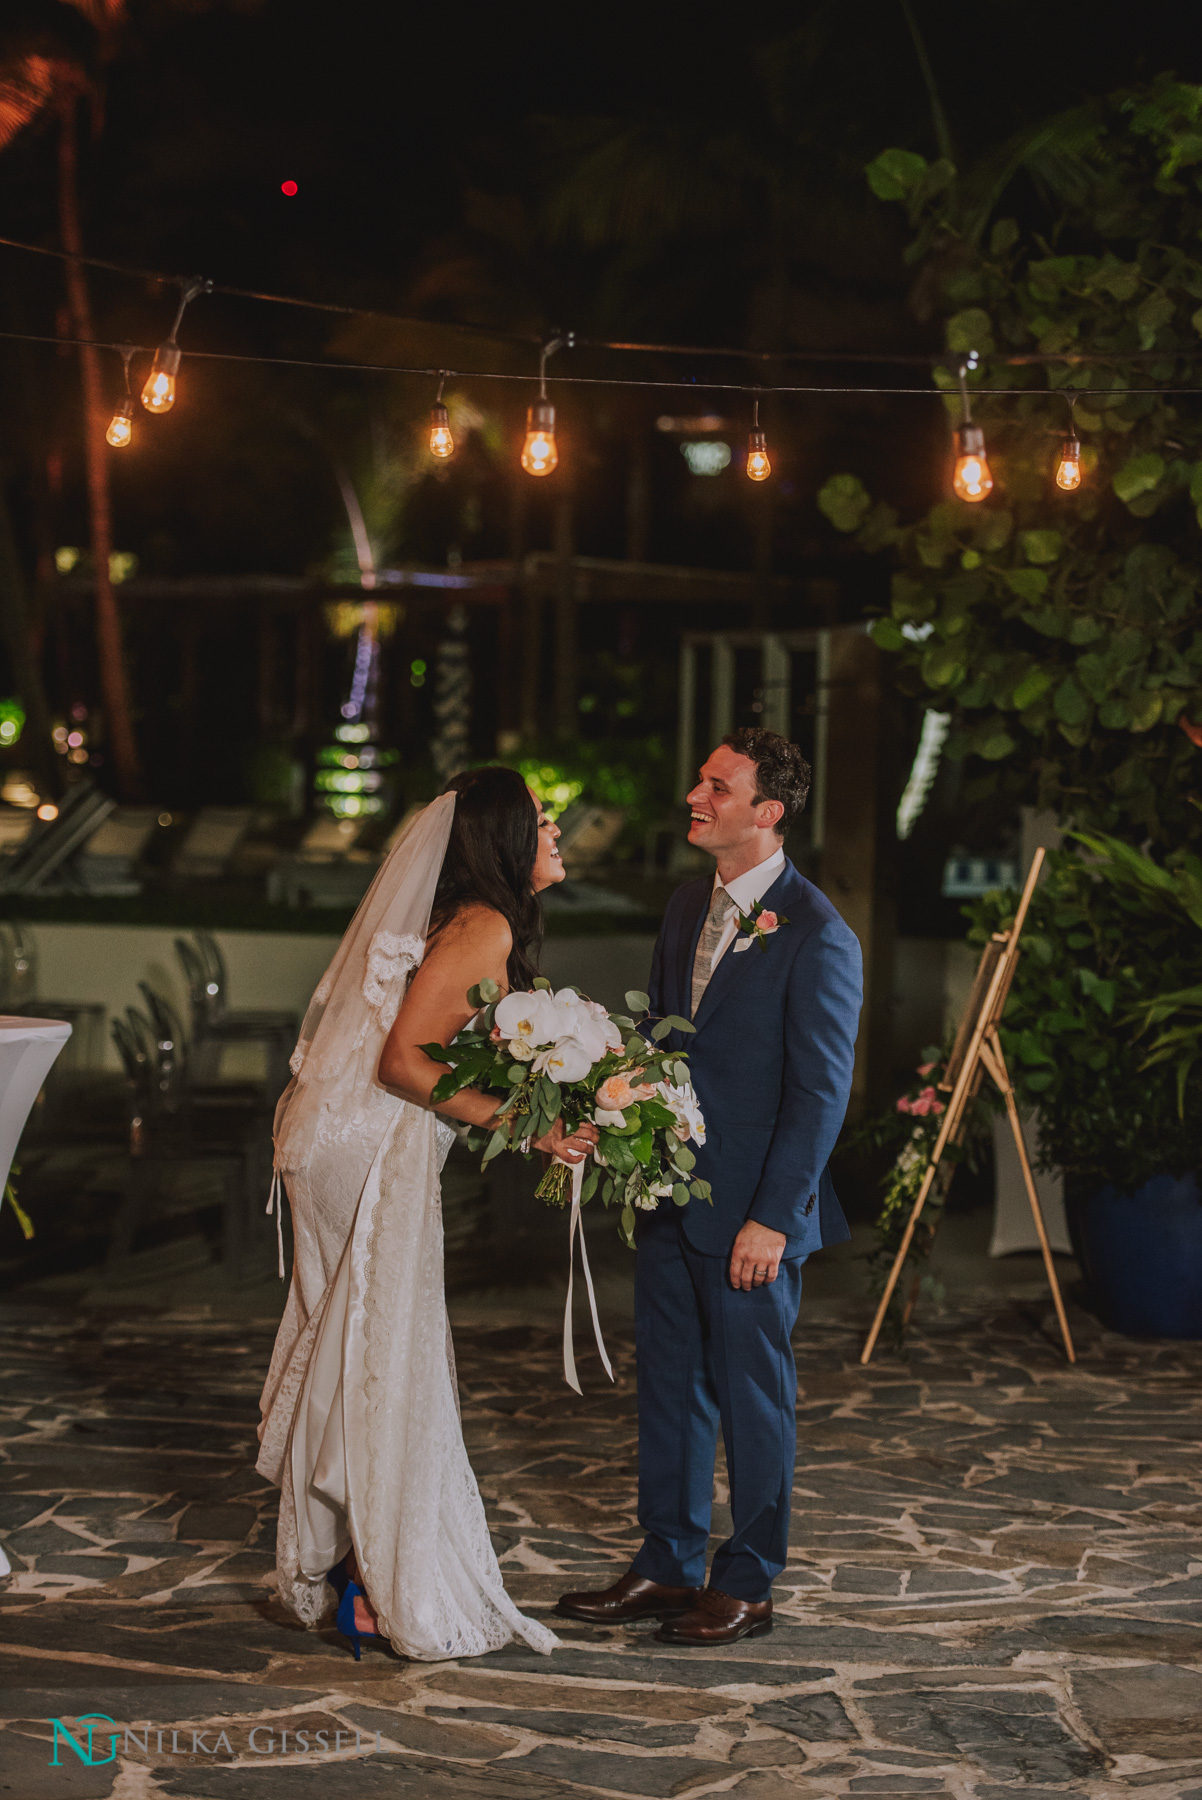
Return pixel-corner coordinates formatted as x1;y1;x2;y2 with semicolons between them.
654;1586;773;1645
556;1571;701;1624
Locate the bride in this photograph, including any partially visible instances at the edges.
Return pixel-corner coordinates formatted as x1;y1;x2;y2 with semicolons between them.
256;767;598;1660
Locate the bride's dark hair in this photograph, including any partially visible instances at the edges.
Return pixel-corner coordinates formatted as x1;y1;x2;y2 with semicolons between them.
429;766;542;990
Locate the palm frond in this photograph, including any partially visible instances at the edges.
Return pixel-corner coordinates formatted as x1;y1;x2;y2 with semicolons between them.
0;53;56;151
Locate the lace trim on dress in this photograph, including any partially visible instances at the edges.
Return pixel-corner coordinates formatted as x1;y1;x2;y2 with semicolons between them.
363;931;425;1032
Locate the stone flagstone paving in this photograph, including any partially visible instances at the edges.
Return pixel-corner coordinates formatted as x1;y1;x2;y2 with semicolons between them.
1;1295;1201;1798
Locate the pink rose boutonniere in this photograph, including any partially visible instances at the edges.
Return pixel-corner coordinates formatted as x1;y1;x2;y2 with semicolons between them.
732;897;789;954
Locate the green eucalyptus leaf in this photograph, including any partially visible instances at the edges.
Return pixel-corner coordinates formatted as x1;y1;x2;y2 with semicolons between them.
1113;452;1165;504
1019;529;1063;565
625;990;650;1012
1054;676;1090;726
864;146;928;202
871;617;906;652
1002;568;1049;602
817;472;872;533
481;1127;508;1165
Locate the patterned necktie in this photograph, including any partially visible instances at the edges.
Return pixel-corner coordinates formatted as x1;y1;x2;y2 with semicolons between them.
691;887;737;1017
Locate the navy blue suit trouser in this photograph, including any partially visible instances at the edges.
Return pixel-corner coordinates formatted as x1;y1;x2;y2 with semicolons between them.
631;1214;804;1603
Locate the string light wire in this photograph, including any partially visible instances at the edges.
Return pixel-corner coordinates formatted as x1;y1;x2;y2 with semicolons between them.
3;327;1200;401
0;231;1195;373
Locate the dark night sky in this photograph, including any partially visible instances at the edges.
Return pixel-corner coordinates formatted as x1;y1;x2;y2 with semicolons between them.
1;0;1199;581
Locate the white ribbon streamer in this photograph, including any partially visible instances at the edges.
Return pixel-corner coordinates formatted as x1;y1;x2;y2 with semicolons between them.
266;1167;285;1279
560;1156;614;1395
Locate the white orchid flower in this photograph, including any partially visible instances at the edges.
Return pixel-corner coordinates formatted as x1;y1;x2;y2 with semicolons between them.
659;1080;707;1146
594;1105;626;1128
569;1014;611;1063
533;1036;594;1084
495;989;557;1047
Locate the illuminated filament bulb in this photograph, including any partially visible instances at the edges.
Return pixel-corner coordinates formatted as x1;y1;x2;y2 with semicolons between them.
746;427;771;482
429;401;454;459
1056;431;1082;492
140;343;181;414
952;423;993;503
106;397;134;448
521;400;558;476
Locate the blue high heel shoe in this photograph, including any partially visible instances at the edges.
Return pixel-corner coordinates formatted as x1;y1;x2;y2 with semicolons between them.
326;1559;386;1661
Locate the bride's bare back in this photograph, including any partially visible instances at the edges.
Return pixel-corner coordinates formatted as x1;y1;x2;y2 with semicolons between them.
378;903;511;1129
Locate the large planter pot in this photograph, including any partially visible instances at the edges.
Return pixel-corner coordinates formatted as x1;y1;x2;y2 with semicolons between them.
1066;1172;1202;1339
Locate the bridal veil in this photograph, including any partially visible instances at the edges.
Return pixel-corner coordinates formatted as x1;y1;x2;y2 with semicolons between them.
256;793;556;1659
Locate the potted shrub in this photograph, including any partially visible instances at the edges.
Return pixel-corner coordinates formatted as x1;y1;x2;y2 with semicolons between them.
968;836;1202;1338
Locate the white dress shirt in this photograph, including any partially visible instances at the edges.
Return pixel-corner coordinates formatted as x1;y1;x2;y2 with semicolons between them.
707;845;786;970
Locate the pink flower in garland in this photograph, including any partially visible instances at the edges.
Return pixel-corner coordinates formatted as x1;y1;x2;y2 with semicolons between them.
897;1085;944;1118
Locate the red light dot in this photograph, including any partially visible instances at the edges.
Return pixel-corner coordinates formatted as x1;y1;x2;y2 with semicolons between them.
281;179;298;196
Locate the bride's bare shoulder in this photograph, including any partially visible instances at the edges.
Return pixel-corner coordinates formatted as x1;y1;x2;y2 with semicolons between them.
427;903;512;963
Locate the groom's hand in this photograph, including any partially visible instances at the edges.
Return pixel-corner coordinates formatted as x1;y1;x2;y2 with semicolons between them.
729;1220;787;1290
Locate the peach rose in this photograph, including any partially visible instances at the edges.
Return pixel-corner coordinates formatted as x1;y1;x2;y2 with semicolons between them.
597;1074;636;1111
757;910;779;932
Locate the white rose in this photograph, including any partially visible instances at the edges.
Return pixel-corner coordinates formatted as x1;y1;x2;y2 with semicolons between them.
533;1036;594;1084
495;989;557;1047
508;1035;537;1062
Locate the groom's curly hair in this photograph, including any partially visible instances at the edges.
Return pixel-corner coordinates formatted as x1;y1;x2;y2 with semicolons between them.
723;728;811;837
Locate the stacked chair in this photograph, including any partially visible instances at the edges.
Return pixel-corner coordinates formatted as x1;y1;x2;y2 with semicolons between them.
174;930;298;1100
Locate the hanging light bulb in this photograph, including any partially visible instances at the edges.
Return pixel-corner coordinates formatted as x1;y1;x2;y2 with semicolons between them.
106;345;137;447
429;403;454;459
521;400;558;476
746;397;771;480
950;361;992;502
106;396;134;447
429;373;454;458
1056;430;1082;492
139;276;211;416
140;343;180;413
952;424;993;502
521;333;572;477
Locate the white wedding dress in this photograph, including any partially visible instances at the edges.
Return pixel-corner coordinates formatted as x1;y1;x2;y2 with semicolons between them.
256;795;557;1660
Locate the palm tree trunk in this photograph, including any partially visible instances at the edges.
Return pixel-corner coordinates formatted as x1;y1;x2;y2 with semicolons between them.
0;491;62;796
57;93;142;799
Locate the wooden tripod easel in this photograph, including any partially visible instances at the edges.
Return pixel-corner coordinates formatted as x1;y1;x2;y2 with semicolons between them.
861;847;1075;1366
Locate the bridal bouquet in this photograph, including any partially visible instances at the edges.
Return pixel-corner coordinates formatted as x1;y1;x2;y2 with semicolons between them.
422;979;711;1244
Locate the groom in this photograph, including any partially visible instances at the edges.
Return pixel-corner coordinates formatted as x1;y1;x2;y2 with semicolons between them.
558;727;862;1645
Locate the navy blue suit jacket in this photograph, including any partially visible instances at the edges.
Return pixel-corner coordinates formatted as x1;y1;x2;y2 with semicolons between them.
645;856;862;1259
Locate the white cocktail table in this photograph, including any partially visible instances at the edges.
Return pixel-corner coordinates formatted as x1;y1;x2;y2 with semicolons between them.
0;1014;72;1580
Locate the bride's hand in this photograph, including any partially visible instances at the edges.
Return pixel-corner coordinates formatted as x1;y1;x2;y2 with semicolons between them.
530;1116;599;1165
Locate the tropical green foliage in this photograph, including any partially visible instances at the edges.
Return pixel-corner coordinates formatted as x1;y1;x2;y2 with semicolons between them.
820;77;1202;847
968;844;1202;1190
515;735;673;841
